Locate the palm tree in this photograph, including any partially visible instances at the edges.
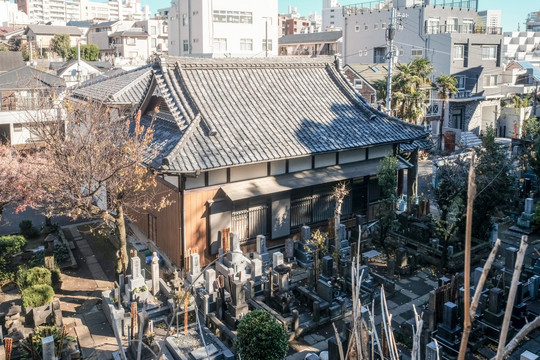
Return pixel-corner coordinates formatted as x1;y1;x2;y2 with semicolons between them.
392;58;434;124
433;74;458;149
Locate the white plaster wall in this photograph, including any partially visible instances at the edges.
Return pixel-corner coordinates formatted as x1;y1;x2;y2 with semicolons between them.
339;149;366;164
289;156;311;172
368;144;392;159
163;175;179;188
185;175;205;189
230;162;267;182
314;153;336;168
208;168;227;185
270;160;286;175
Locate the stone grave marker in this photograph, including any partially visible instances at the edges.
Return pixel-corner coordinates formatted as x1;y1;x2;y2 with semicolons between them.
42;335;55;360
151;252;160;296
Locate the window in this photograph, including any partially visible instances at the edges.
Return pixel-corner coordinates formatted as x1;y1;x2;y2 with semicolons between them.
483;74;498;87
427;18;440;34
365;24;368;30
151;38;157;48
374;47;386;63
382;23;386;29
182;13;187;26
454;45;464;59
13;124;22;132
150;26;156;35
463;19;474;33
482;45;497;60
374;23;378;29
183;40;188;52
447;18;458;32
354;79;363;89
456;75;466;89
358;50;363;56
355;25;360;32
213;38;227;52
262;39;273;51
452;108;464;129
126;37;136;45
213;10;252;24
411;49;423;56
240;38;253;51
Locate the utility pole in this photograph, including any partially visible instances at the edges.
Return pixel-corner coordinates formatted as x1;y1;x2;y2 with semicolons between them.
385;8;396;116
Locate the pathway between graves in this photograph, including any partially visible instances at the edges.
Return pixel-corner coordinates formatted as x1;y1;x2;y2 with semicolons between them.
59;224;118;360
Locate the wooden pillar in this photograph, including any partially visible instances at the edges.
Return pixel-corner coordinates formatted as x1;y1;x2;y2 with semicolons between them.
397;169;404;196
407;148;419;210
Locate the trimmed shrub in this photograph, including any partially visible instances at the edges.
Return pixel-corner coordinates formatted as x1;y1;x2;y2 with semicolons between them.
17;267;52;289
236;310;289;360
22;284;55;309
19;220;40;239
0;235;27;285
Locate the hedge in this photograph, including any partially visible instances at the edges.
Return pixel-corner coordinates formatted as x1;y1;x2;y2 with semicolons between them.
22;284;55;309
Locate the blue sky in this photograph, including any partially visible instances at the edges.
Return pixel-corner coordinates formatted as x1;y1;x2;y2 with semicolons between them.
140;0;538;32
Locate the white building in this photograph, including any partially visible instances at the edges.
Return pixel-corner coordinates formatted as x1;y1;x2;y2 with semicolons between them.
0;0;29;27
322;0;344;31
169;0;278;57
478;10;501;30
503;31;540;68
14;0;150;24
526;11;540;32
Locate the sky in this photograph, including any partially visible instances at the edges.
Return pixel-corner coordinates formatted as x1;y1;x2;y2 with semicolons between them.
140;0;538;32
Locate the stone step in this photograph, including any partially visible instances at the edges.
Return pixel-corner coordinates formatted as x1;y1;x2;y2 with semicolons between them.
74;324;95;359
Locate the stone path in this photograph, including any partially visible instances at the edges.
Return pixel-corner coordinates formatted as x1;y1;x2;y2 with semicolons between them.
59;224;118;360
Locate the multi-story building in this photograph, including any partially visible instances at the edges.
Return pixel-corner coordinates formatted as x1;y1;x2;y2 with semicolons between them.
322;0;345;30
168;0;278;57
525;11;540;32
156;7;170;20
0;0;29;27
278;31;342;56
503;31;540;68
14;0;150;24
0;66;65;146
88;19;167;60
278;10;313;37
343;0;505;139
25;24;85;49
478;10;501;30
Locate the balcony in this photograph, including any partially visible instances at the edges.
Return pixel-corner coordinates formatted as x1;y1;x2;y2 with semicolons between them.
451;90;473;99
426;25;502;35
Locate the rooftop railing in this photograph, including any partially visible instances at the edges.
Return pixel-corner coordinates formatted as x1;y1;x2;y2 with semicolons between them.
426;24;502;35
343;0;478;15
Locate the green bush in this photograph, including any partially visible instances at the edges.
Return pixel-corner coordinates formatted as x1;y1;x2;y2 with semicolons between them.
53;243;70;264
22;284;55;309
236;310;289;360
17;267;52;289
0;235;27;284
19;220;40;239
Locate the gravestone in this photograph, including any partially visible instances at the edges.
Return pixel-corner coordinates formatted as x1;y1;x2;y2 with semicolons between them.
131;253;141;279
525;198;534;214
250;258;262;280
322;256;333;279
425;341;440;360
488;288;504;313
255;235;270;267
447;245;454;257
521;351;539;360
151;252;160;296
338;224;346;241
529;275;540;299
294;225;314;268
273;252;284;269
42;335;55;360
190;253;201;276
301;225;311;242
205;269;216;293
490;223;498;246
474;267;483;288
284;238;294;261
230;232;241;253
442;302;458;330
505;247;518;270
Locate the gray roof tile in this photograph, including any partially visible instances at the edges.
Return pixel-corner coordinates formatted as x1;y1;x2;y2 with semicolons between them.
75;56;428;172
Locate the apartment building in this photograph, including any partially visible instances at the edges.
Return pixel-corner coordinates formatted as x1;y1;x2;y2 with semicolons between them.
503;31;540;68
526;11;540;32
343;0;505;138
168;0;278;57
322;0;344;30
0;0;29;27
15;0;150;24
88;19;167;60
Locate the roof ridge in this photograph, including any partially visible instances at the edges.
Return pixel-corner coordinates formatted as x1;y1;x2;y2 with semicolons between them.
163;113;203;166
74;62;154;91
111;66;154;102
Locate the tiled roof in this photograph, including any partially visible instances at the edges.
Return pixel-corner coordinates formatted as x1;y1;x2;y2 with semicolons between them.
67;20;93;28
279;31;342;45
26;24;82;36
0;52;24;73
90;21;118;28
344;63;399;87
110;28;148;37
75;56;428;173
0;66;65;90
71;64;154;103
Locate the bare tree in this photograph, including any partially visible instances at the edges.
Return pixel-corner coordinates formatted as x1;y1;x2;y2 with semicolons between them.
332;181;350;251
0;145;47;221
28;99;168;273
